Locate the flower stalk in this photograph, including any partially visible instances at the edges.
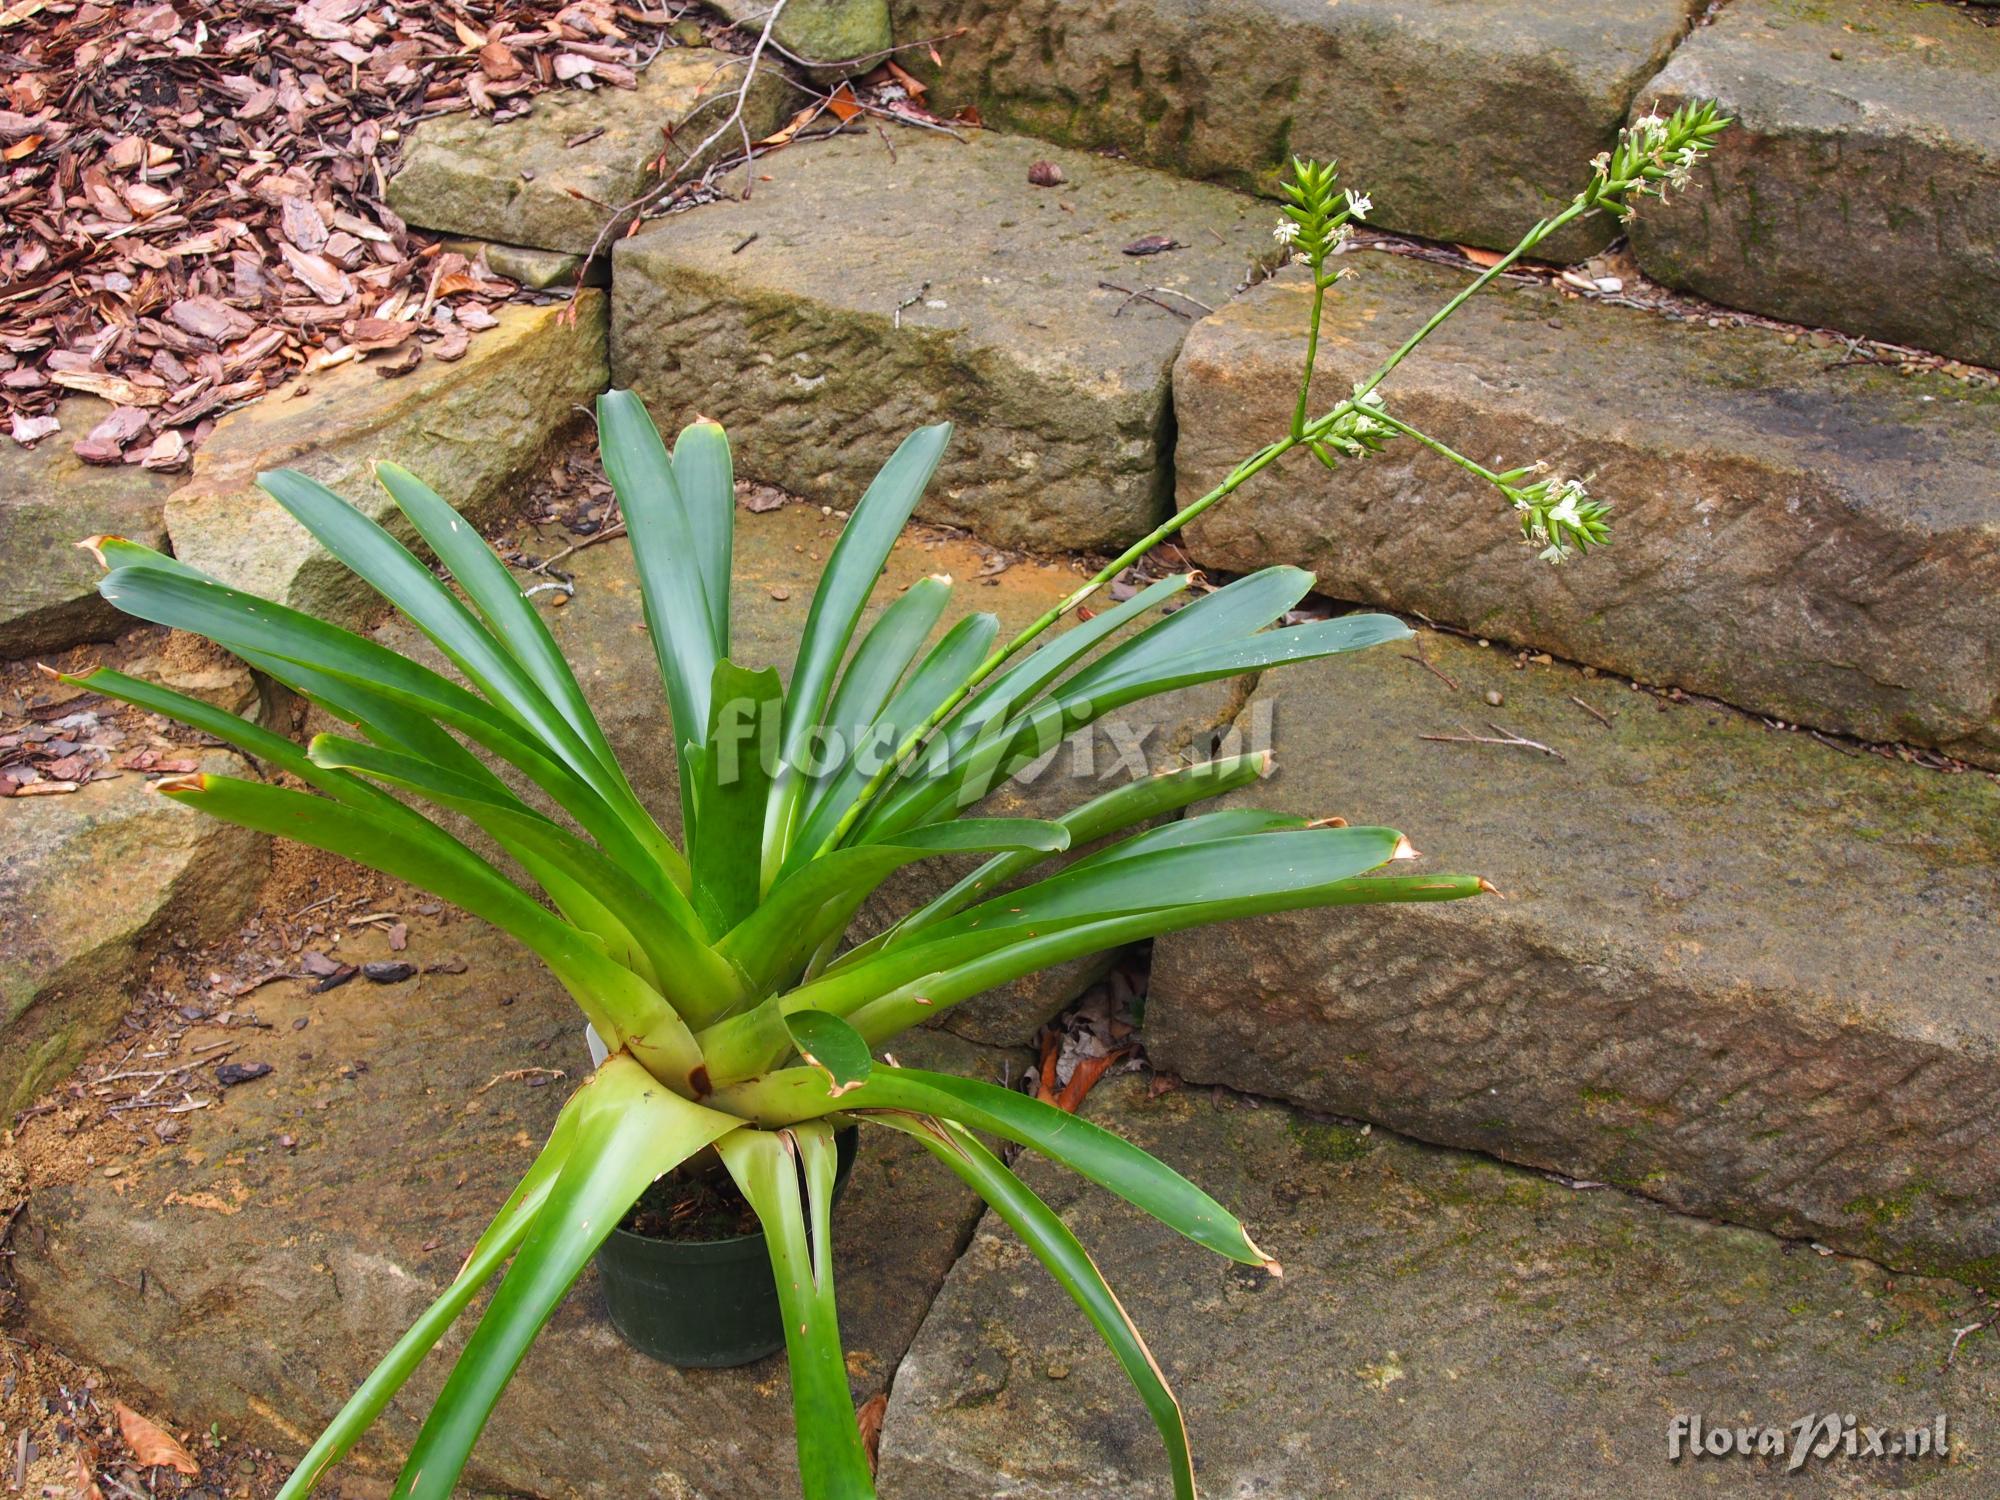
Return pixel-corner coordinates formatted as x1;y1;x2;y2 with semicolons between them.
818;101;1728;854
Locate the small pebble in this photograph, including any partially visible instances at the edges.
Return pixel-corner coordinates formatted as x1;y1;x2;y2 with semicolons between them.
1484;689;1504;707
1045;1359;1070;1380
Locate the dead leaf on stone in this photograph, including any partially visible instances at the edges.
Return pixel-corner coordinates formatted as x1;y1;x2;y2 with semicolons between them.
1122;235;1182;257
826;83;863;124
1456;244;1506;268
115;1402;201;1476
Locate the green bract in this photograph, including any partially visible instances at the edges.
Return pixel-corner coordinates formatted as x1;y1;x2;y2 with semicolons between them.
74;113;1726;1500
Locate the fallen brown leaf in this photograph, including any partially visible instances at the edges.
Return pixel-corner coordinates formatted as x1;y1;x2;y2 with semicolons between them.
116;1402;201;1475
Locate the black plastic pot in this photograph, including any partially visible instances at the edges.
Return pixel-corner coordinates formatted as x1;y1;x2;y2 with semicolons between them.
593;1126;859;1367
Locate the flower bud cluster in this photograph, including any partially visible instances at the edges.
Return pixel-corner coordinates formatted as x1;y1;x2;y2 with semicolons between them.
1580;100;1730;220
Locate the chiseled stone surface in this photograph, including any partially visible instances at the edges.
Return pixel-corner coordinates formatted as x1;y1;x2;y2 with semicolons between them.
1146;630;2000;1278
612;131;1273;552
1631;0;2000;370
14;911;1023;1499
881;1076;1996;1498
0;746;265;1113
1174;258;2000;764
892;0;1702;260
164;294;607;631
387;49;792;255
0;400;179;659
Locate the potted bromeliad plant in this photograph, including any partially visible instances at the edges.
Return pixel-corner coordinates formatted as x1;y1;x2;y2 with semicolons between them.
73;107;1722;1499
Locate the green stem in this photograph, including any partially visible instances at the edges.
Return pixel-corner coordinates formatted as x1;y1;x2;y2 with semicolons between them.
1290;267;1331;441
1368;410;1506;488
816;197;1596;856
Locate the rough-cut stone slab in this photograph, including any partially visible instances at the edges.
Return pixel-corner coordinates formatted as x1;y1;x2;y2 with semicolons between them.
1631;0;2000;370
0;400;179;659
1;747;265;1112
14;909;1024;1498
881;1076;1997;1497
442;239;605;291
893;0;1701;261
387;50;791;255
1175;258;2000;764
513;503;1236;1044
612;132;1272;551
165;294;606;631
712;0;890;72
1145;630;2000;1278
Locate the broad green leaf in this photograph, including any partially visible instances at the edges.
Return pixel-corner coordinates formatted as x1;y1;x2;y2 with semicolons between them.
787;610;997;871
275;1098;583;1499
718;1125;876;1500
868;1116;1194;1500
713;1066;1275;1271
72;668;394;814
157;774;701;1079
258;468;609;788
862;611;1410;841
764;422;953;883
866;751;1272;949
395;1059;744;1499
1054;807;1310;877
307;735;743;1024
804;573;952;814
785;1011;872;1096
1062;565;1315;699
778;826;1454;1035
691;661;783;937
98;564;672;888
671;420;735;654
840;872;1484;1043
373;461;641;798
595;390;718;777
940;573;1193;749
718;818;1071;996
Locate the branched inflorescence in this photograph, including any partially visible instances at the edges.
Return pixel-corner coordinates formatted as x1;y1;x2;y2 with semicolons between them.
1271;102;1724;563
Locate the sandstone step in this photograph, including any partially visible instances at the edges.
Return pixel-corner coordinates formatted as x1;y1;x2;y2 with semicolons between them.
611;131;1272;552
0;400;180;659
1;664;268;1110
881;1074;1997;1497
12;905;1023;1499
1146;628;2000;1278
386;48;792;256
1173;258;2000;766
166;294;607;632
1631;0;2000;372
893;0;1702;262
711;0;891;71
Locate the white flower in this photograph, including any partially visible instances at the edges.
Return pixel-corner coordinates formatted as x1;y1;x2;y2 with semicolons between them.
1539;542;1572;565
1272;219;1301;245
1546;481;1585;529
1345;189;1371;220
